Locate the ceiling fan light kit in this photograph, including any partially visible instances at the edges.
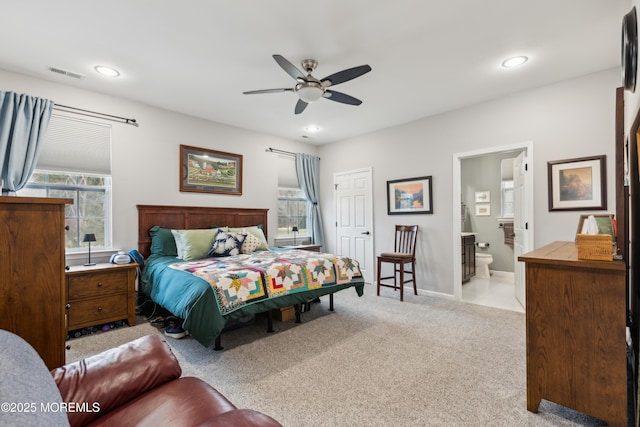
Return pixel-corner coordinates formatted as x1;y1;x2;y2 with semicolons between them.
243;54;371;114
296;81;324;103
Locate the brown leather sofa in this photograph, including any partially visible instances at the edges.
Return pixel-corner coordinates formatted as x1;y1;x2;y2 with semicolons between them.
0;330;282;426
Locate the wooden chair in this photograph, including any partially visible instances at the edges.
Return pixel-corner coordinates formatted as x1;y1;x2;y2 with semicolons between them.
376;225;418;302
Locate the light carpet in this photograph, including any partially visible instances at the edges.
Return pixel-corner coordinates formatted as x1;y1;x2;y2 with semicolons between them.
67;284;608;426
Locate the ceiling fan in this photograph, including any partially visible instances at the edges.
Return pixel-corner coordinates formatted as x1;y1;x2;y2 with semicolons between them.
243;54;372;114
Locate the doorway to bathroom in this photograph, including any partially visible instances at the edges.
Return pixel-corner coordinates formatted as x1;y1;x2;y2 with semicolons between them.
452;142;534;313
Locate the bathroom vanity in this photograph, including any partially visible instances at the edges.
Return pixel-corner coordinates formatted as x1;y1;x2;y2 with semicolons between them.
461;233;476;282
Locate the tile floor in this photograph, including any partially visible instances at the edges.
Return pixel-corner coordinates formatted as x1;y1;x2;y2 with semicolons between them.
461;271;525;313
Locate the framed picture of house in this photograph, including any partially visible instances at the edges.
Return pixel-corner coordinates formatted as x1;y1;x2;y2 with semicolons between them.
387;176;433;215
180;144;243;195
547;155;606;211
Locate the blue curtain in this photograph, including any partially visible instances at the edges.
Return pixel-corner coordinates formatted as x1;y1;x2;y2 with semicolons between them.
0;91;54;195
296;153;325;248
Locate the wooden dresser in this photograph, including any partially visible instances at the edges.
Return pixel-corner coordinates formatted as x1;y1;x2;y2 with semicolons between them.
66;263;137;330
0;196;72;370
518;241;627;427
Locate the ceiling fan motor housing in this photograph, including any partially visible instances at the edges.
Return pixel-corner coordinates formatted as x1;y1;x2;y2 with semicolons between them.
301;59;318;73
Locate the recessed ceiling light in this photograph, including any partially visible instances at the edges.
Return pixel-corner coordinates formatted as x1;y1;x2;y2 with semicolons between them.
94;65;120;77
501;56;528;68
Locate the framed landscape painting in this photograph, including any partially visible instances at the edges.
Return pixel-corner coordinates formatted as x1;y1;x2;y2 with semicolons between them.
547;155;606;211
387;176;433;215
180;144;243;195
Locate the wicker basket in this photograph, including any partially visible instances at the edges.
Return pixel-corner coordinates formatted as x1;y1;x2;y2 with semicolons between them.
575;234;613;261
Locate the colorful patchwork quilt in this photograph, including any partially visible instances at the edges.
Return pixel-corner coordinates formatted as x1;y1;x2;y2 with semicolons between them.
169;250;363;314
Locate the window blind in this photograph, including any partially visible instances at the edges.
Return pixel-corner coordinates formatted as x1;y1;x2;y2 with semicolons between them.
36;115;112;175
276;154;299;188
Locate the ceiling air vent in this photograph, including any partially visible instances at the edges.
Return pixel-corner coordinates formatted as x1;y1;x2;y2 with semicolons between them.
48;66;85;80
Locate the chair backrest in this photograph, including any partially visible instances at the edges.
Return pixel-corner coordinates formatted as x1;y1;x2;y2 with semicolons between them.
394;225;418;256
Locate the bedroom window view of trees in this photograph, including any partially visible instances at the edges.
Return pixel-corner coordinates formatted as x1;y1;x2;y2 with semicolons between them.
277;187;307;237
18;171;111;249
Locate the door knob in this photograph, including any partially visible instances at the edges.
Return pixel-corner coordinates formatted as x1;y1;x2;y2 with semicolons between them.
361;231;370;235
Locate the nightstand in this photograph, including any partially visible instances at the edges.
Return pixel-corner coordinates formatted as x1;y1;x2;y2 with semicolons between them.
66;263;137;331
281;244;322;252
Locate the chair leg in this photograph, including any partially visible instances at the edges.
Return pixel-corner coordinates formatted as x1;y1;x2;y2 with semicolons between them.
399;261;404;302
377;258;381;296
412;260;417;295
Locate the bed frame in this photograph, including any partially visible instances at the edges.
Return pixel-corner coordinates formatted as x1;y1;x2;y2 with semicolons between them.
137;204;269;259
136;204;357;350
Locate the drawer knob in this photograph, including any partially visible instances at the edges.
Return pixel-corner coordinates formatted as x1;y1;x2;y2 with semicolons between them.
97;282;103;287
65;304;71;310
97;306;103;312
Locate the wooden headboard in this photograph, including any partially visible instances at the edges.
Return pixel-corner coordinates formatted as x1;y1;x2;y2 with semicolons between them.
137;204;269;259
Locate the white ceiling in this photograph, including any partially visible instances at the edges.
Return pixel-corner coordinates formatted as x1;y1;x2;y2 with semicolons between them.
0;1;631;144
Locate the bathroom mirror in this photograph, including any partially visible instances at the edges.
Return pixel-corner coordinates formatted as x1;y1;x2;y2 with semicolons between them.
500;158;515;218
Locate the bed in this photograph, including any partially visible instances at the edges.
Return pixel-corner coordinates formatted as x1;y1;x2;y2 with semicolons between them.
137;204;365;349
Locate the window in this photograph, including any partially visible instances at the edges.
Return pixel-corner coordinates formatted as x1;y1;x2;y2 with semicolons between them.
276;155;308;237
17;115;112;251
19;172;111;250
501;180;514;218
500;158;515;218
277;187;308;236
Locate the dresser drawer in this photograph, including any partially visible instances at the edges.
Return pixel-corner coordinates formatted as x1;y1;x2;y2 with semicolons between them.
68;270;128;299
68;294;128;327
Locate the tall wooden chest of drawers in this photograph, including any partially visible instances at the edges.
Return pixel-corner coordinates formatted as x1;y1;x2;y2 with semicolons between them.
0;196;72;370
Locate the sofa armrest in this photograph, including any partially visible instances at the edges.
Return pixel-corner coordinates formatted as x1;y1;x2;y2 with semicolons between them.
52;334;181;427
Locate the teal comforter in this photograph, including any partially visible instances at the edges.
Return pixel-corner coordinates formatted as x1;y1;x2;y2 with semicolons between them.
140;251;364;347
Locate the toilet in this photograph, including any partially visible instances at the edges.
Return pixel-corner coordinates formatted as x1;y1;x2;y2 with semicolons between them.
475;253;493;279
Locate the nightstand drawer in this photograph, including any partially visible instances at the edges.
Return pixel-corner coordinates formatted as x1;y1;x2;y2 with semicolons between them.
68;270;128;299
68;294;128;327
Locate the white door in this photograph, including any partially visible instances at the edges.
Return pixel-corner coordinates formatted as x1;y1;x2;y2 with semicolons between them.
513;151;529;307
334;168;374;284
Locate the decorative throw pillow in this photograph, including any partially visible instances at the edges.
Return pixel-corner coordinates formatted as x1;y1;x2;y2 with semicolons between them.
228;225;269;251
241;233;262;254
173;228;220;260
208;232;247;257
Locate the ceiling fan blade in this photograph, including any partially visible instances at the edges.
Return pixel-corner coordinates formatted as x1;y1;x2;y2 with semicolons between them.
295;99;308;114
273;55;306;81
243;88;293;95
323;90;362;106
321;65;372;87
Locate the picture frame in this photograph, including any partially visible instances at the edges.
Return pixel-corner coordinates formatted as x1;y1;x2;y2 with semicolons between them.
180;144;243;195
547;155;606;211
475;191;490;203
387;176;433;215
475;204;491;216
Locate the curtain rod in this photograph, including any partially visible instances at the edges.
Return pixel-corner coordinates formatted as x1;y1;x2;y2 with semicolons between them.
266;147;294;157
53;104;139;127
265;147;320;160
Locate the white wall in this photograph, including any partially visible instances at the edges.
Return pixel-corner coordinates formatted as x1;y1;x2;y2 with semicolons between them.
319;68;620;296
1;67;620;295
0;69;318;259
